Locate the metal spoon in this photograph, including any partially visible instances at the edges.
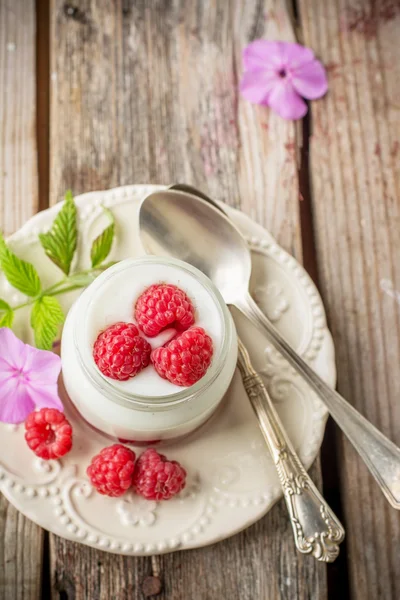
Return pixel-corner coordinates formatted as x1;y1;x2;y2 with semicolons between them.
139;188;400;509
144;186;345;560
237;338;344;561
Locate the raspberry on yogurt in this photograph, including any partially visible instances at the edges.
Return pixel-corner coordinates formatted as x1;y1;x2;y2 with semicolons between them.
134;283;195;337
151;326;213;387
93;322;151;381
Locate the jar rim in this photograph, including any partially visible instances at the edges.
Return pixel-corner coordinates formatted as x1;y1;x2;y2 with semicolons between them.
73;256;234;411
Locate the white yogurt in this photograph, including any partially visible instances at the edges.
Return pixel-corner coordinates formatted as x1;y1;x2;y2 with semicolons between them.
61;257;237;442
85;260;224;397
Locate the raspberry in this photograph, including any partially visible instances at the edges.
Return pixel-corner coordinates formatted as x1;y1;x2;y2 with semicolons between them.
93;322;151;381
151;326;213;387
133;448;186;500
25;408;72;460
87;444;136;497
135;284;195;337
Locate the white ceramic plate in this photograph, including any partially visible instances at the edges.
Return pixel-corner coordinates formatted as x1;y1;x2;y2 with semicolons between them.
0;185;335;555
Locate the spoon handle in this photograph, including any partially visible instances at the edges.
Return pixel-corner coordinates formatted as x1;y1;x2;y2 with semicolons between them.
237;293;400;509
237;338;344;562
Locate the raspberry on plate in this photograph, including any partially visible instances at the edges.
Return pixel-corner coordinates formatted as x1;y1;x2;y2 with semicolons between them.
25;408;72;460
87;444;136;497
133;448;186;500
93;322;151;381
151;326;213;387
135;283;195;337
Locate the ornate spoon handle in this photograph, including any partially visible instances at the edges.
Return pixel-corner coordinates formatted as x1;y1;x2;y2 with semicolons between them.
237;338;345;562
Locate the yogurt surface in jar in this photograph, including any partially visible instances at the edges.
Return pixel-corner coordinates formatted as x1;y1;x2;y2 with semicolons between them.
84;259;224;396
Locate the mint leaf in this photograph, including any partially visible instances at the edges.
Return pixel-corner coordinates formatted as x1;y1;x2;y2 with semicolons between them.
39;189;77;275
0;299;14;328
0;232;42;297
90;207;115;268
31;296;65;350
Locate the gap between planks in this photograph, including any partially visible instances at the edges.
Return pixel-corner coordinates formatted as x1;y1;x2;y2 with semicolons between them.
292;1;350;596
36;0;50;211
36;0;51;595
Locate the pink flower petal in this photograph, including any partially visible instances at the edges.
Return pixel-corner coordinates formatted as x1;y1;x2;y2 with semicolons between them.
23;346;61;384
27;383;64;412
0;329;64;423
0;376;35;423
240;70;279;104
243;40;281;71
291;59;328;100
276;41;315;69
0;356;15;379
267;80;308;120
0;327;27;369
243;40;315;72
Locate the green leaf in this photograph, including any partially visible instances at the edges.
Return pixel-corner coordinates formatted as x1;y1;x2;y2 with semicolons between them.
0;299;14;328
90;207;115;268
30;296;65;350
0;234;6;254
0;232;42;297
39;189;77;275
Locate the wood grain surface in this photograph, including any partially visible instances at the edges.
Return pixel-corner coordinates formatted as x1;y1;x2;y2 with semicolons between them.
0;2;44;599
48;1;327;599
0;0;38;234
299;1;400;599
2;0;400;598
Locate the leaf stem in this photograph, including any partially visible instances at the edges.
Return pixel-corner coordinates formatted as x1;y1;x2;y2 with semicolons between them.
7;262;118;313
12;300;34;311
46;284;88;297
44;278;68;294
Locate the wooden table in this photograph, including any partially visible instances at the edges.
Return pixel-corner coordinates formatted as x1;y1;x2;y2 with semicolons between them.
1;1;400;598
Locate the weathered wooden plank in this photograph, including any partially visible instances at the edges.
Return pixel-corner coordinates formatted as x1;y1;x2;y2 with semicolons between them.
0;0;38;234
0;2;44;599
0;498;44;600
298;1;400;599
49;1;327;598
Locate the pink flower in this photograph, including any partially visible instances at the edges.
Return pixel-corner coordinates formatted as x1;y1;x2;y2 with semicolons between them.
240;40;328;120
0;328;63;424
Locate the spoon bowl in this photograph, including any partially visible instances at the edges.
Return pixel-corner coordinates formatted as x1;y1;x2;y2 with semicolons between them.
139;190;252;305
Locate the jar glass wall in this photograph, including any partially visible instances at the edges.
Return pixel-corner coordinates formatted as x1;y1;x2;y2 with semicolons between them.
61;257;237;442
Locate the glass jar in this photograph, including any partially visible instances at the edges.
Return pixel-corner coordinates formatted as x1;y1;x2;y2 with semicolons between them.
61;256;237;442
